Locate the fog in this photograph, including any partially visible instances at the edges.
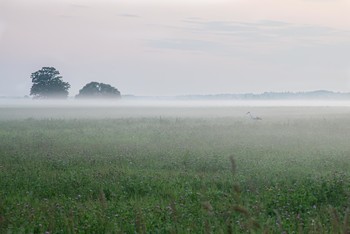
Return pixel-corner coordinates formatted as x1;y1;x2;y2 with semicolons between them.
1;98;350;120
2;98;350;108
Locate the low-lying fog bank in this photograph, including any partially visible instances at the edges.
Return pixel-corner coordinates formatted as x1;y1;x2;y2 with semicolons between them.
1;98;350;120
2;98;350;108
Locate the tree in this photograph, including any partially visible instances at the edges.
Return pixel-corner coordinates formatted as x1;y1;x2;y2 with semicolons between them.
30;67;70;99
76;82;121;99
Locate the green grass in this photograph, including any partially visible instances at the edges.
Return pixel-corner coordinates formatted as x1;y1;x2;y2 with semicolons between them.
0;107;350;233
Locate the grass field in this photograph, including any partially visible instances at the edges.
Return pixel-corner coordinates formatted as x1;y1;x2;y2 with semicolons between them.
0;104;350;233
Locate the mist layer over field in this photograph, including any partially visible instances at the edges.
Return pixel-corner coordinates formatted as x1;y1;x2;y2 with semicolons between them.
1;99;350;120
1;101;350;232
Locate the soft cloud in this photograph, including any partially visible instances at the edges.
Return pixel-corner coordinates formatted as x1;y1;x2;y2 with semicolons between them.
70;3;90;8
148;39;227;53
182;19;349;42
118;14;140;18
148;19;350;57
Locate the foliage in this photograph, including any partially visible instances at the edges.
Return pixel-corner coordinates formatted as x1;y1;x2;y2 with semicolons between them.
0;109;350;233
30;67;70;99
76;82;121;99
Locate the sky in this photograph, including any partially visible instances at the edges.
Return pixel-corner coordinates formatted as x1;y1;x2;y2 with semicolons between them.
1;0;350;96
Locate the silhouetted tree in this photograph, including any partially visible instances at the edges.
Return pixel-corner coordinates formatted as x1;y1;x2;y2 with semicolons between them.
30;67;70;99
76;82;121;99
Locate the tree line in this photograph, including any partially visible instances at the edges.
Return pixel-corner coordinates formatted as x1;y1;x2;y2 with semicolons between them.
30;67;121;99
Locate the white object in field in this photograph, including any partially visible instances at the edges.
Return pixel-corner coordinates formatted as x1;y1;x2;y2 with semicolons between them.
246;112;262;120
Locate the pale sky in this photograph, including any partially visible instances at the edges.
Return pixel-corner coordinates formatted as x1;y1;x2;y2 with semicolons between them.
1;0;350;96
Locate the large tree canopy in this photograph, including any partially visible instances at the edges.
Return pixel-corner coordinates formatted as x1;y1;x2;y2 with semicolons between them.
76;82;121;99
30;67;70;99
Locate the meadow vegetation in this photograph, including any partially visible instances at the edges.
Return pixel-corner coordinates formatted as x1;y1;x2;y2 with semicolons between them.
0;106;349;233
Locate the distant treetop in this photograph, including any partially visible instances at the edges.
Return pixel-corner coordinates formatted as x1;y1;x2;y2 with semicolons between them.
30;67;70;99
76;82;121;99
